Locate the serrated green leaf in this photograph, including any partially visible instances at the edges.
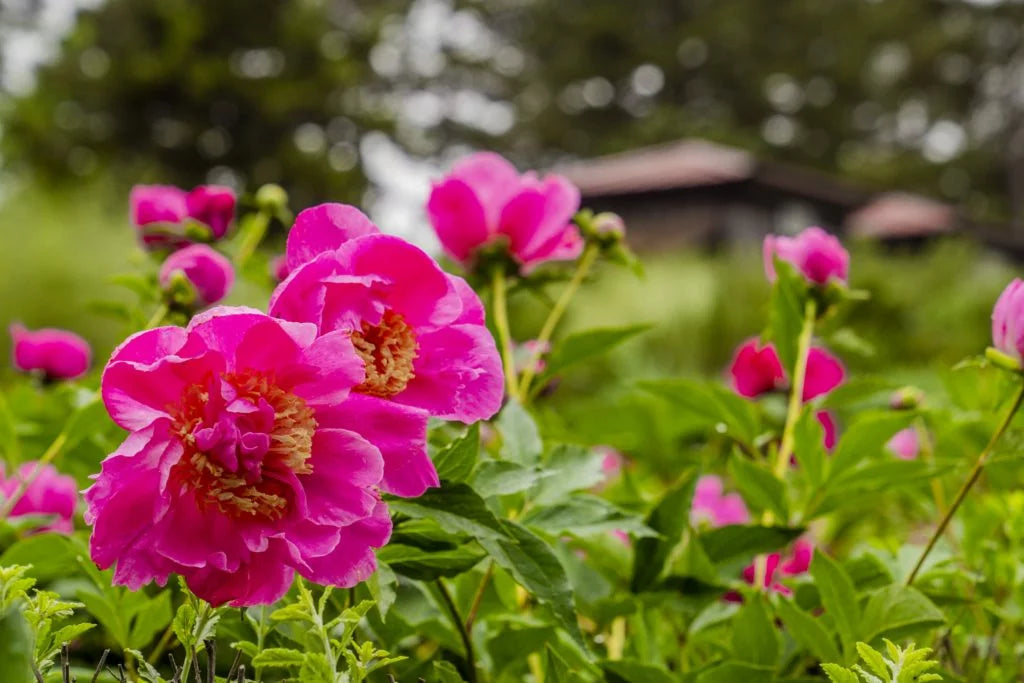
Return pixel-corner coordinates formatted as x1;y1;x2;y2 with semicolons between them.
251;647;306;668
472;461;546;497
378;543;486;580
821;663;861;683
859;585;945;644
388;482;506;539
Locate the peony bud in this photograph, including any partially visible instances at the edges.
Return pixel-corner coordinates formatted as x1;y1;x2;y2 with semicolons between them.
991;279;1024;366
763;226;849;286
10;324;91;381
159;244;234;309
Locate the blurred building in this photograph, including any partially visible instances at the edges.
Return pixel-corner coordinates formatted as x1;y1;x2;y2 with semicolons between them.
558;138;983;251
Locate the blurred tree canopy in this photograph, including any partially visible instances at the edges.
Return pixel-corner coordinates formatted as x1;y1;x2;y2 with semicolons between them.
3;0;1024;221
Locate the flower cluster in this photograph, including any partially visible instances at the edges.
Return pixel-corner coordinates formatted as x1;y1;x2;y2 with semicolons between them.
86;197;504;606
131;184;236;249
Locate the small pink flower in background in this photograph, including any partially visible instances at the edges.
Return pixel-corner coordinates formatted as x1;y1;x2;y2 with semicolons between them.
691;475;750;527
10;324;91;380
763;227;849;286
992;279;1024;360
86;308;402;606
130;184;236;248
513;339;550;376
270;254;290;283
426;152;583;272
741;538;814;596
816;411;837;450
0;462;77;534
611;529;631;546
729;339;785;398
270;204;504;496
159;244;234;309
803;347;845;401
887;428;919;460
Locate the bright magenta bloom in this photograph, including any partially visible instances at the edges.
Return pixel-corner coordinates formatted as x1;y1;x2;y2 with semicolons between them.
159;244;234;309
270;204;504;496
763;227;849;286
131;184;236;248
729;339;844;401
85;308;394;606
816;411;837;450
886;428;919;460
10;324;91;380
0;462;77;534
992;279;1024;360
742;539;814;596
691;475;749;527
426;152;583;272
729;339;785;398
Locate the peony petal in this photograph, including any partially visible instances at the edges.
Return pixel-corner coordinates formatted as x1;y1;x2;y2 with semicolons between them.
297;502;391;587
285;203;380;271
426;177;492;263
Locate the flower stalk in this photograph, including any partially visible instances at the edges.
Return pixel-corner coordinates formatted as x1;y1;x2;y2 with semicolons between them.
518;242;599;401
436;579;478;683
773;298;818;479
906;381;1024;585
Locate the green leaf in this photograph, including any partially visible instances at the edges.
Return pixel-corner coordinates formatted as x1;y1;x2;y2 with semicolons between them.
828;412;917;484
775;598;842;663
728;456;788;521
731;595;779;666
630;470;697;592
522;496;655;538
699;524;804;564
433;660;466;683
859;585;945;644
544;643;573;682
531;444;607;505
810;550;861;660
251;647;306;668
497;400;542;465
471;461;546;498
542;324;651;378
434;423;480;483
298;651;335;683
388;483;506;540
0;607;34;683
793;407;827;488
640;379;759;444
821;663;861;683
602;659;675;683
768;258;809;373
0;533;76;583
378;543;486;580
479;520;585;648
855;641;889;679
696;661;774;683
0;393;19;462
127;591;172;650
124;648;164;682
62;397;111;451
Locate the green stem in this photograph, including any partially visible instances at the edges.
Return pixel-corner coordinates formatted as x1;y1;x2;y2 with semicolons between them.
234;211;270;267
0;430;68;521
772;298;818;480
491;268;521;400
907;381;1024;585
436;579;479;683
144;302;170;330
517;243;599;402
465;562;494;630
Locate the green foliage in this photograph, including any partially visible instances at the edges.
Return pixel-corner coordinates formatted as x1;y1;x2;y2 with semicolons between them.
822;640;942;683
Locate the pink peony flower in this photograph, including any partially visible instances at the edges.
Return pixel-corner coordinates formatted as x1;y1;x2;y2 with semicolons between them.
691;475;750;528
130;184;236;248
728;340;844;401
763;227;849;286
159;244;235;309
269;204;504;496
992;279;1024;360
803;347;845;402
886;427;919;460
0;462;77;534
426;152;583;272
85;307;400;606
741;538;814;596
10;324;91;380
729;339;785;398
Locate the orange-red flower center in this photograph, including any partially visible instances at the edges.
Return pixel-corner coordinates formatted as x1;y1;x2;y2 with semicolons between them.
350;309;419;398
169;370;316;520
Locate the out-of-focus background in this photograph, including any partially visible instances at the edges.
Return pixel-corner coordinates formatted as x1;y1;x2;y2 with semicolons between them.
1;0;1022;380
